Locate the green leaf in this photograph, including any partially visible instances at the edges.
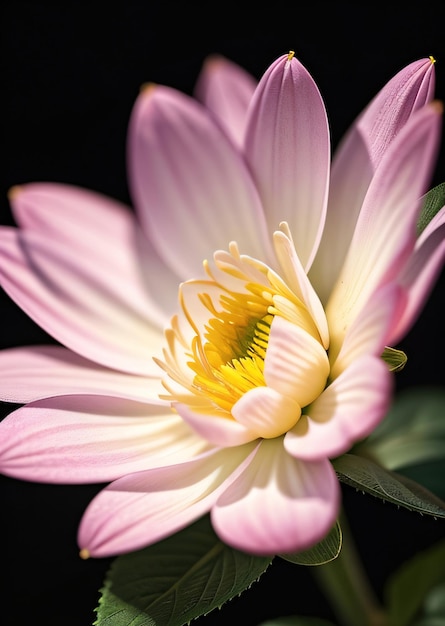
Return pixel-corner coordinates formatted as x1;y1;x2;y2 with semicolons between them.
381;346;407;372
279;521;342;566
94;515;272;626
354;387;445;471
385;538;445;626
415;582;445;624
332;454;445;518
259;618;336;625
396;460;445;501
416;182;445;235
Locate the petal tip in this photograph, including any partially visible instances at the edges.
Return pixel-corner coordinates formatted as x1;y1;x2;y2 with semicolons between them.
139;81;157;95
7;185;22;201
431;99;443;114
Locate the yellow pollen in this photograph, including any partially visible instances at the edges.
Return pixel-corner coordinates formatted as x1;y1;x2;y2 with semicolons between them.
429;56;436;64
159;246;322;417
79;548;90;560
288;50;295;61
188;288;273;411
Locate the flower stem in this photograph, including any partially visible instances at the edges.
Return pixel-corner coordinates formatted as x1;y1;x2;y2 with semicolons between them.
312;509;388;626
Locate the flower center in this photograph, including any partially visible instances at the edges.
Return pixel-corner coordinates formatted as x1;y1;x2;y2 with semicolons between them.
188;288;274;411
155;240;331;442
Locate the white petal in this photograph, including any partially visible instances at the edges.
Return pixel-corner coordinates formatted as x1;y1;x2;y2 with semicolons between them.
78;443;258;557
244;53;330;270
274;228;329;347
310;57;436;302
285;356;392;460
264;315;329;407
0;345;165;404
0;227;164;375
127;84;273;279
232;386;301;439
175;402;257;446
9;182;178;324
212;438;340;555
391;219;445;343
330;283;406;378
0;395;211;483
326;103;442;349
194;54;257;148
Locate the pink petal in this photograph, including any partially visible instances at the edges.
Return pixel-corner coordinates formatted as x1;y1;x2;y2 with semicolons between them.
391;216;445;344
175;402;257;446
348;57;435;171
0;395;210;483
0;227;164;375
127;84;273;279
284;355;393;460
212;438;340;555
330;283;406;378
264;316;329;407
244;53;330;270
273;228;329;347
78;443;258;557
194;54;257;148
232;386;301;439
326;103;442;347
0;345;165;404
9;182;178;324
311;57;436;302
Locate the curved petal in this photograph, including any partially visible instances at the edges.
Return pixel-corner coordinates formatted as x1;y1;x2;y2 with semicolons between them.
284;356;393;461
9;182;178;324
232;386;301;439
330;283;406;379
0;395;211;483
194;54;257;148
391;216;445;344
175;402;257;446
349;57;435;169
212;438;340;555
244;52;330;270
78;443;258;557
326;103;442;352
0;227;164;375
310;57;436;302
127;84;273;279
0;345;165;404
274;227;329;347
264;315;329;407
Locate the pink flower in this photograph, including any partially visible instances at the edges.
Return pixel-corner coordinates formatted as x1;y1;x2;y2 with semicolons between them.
0;52;443;558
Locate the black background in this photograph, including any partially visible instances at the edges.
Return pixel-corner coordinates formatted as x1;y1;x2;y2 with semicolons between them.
1;3;445;625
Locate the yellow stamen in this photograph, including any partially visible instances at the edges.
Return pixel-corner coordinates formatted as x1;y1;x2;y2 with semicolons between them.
79;548;90;560
158;243;327;425
188;282;273;410
288;50;295;61
429;56;436;64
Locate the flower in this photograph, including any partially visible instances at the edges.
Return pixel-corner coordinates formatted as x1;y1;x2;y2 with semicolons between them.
0;52;443;558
